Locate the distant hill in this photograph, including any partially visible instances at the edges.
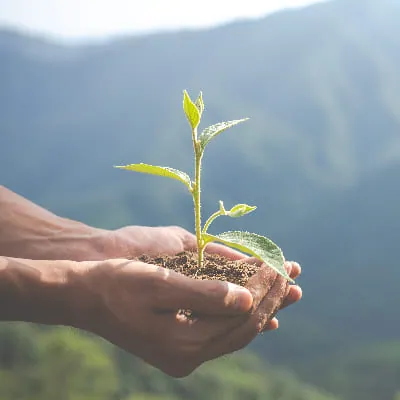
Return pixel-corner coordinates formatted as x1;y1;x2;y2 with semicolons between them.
1;0;400;398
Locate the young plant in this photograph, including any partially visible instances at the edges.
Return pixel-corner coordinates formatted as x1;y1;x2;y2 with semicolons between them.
115;91;292;282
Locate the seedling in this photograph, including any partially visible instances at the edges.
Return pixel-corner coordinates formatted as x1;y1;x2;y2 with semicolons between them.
115;91;292;281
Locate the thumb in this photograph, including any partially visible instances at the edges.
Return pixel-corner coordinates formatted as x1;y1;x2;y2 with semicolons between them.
154;270;253;315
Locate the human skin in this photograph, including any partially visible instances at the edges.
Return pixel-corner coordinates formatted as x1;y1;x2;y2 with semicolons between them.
0;186;302;376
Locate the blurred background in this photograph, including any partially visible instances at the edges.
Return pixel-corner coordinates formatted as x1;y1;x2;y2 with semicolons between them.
1;0;399;399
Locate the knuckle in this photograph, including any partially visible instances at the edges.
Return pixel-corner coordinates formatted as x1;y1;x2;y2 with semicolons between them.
169;225;188;237
170;226;196;248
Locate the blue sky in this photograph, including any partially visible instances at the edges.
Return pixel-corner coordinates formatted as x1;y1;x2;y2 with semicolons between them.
0;0;322;41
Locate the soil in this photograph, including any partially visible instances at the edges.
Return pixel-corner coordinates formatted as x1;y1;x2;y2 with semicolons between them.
138;251;259;287
138;251;287;325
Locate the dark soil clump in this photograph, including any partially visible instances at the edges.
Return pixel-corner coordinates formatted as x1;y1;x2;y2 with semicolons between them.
138;251;259;287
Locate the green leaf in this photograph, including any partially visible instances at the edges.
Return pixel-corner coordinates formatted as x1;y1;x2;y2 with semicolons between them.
183;90;201;130
195;91;204;115
115;163;192;191
203;231;292;281
226;203;257;218
198;119;249;151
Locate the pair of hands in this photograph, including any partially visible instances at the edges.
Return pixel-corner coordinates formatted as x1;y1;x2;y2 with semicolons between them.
0;186;301;377
77;225;301;377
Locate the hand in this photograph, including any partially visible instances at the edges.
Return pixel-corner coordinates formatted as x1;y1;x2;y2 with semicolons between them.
73;257;300;377
108;225;302;330
107;225;247;259
253;260;302;332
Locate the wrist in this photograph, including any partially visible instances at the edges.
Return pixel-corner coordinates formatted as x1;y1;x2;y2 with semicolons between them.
39;219;114;261
0;186;113;261
3;217;112;261
0;256;90;326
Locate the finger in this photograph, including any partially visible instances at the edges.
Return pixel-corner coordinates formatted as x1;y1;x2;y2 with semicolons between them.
152;268;253;315
170;263;290;346
262;317;279;332
251;272;289;331
172;311;251;345
245;258;280;310
280;285;302;309
204;242;247;260
285;261;301;280
203;274;288;360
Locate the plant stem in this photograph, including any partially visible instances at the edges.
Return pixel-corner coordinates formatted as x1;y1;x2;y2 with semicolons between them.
192;130;204;270
202;210;223;235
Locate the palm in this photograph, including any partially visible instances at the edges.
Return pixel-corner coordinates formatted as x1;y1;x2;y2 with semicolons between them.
109;224;302;331
111;225;248;260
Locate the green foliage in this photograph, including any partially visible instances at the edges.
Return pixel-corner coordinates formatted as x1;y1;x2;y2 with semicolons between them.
176;353;339;400
2;0;400;398
0;324;339;400
194;92;204;115
34;329;118;400
116;91;290;281
124;395;178;400
220;202;257;218
183;90;201;130
115;164;192;191
0;324;118;400
319;341;400;400
203;231;286;279
202;201;257;233
198;119;248;151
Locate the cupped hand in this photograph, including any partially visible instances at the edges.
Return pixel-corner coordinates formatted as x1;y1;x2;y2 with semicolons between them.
108;225;249;259
108;225;302;329
74;257;300;377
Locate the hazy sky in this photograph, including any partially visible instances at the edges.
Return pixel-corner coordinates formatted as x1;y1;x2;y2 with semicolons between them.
0;0;322;41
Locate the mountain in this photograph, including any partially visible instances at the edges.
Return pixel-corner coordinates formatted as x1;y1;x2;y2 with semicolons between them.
1;0;400;398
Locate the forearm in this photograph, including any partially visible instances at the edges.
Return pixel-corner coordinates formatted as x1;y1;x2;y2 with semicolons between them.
0;256;90;326
0;186;110;261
